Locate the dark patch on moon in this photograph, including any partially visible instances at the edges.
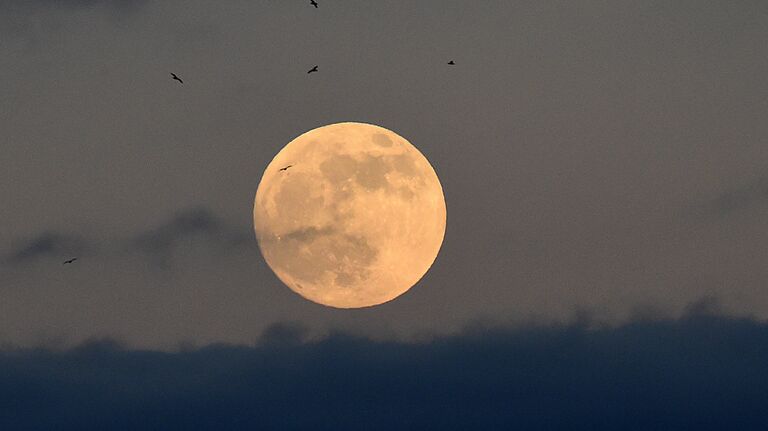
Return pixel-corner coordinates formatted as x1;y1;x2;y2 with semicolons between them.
355;156;390;190
279;225;336;242
372;133;393;147
335;272;356;287
331;234;377;287
389;154;419;177
398;186;415;201
268;226;378;288
319;154;358;184
318;151;424;194
319;153;391;191
274;174;325;222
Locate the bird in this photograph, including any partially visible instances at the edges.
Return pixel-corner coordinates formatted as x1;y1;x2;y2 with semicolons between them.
279;164;293;172
170;73;183;84
310;0;318;8
307;65;318;74
447;60;455;65
63;258;77;265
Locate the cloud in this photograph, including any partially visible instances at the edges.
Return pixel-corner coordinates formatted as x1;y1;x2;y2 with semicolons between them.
128;206;254;266
4;231;87;264
1;314;767;430
703;174;768;216
257;321;309;346
1;207;252;269
683;295;723;316
131;207;224;253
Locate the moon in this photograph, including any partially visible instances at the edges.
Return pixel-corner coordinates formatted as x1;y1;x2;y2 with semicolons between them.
253;122;446;308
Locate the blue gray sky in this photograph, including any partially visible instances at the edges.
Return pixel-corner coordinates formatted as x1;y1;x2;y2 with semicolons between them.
1;0;768;350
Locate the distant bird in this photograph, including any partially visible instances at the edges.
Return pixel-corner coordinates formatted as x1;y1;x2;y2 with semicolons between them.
307;65;318;74
310;0;318;8
170;73;183;84
447;60;455;65
279;165;293;172
63;258;77;265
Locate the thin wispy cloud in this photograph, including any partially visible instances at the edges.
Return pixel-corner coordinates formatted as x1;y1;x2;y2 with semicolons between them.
4;232;87;265
131;207;224;253
132;206;252;248
704;174;768;216
2;207;252;268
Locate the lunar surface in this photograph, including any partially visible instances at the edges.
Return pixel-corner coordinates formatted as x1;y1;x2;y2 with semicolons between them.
253;122;446;308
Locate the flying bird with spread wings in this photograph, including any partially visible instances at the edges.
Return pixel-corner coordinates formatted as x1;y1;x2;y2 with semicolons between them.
63;258;77;265
447;60;455;65
170;73;183;84
279;165;293;172
310;0;318;8
307;65;319;74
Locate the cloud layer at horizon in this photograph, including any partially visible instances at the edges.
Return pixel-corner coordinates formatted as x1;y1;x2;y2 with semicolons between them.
1;314;767;430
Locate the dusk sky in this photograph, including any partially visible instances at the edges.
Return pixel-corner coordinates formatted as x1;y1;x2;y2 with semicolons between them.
2;1;768;428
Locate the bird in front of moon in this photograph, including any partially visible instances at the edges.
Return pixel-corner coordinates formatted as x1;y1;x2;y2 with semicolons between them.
253;122;446;308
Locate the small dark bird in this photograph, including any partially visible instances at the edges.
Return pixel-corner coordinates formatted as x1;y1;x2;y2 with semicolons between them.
310;0;318;8
307;65;318;74
447;60;455;65
63;258;77;265
279;165;293;172
171;73;183;84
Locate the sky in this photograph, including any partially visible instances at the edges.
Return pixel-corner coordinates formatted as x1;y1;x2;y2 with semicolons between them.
2;0;768;427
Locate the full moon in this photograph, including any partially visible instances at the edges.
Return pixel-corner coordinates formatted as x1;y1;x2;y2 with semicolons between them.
253;122;446;308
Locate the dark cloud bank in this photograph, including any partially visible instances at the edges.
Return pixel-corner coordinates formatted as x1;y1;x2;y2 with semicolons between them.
2;314;767;430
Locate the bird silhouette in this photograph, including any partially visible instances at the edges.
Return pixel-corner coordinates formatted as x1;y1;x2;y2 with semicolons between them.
307;65;318;74
447;60;455;65
310;0;318;8
63;258;77;265
171;73;183;84
279;165;293;172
